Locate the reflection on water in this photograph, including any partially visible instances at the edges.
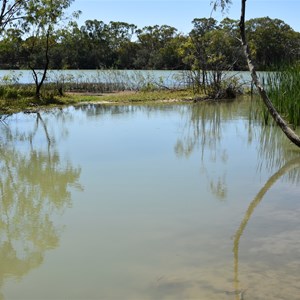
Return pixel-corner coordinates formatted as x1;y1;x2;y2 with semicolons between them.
0;98;300;299
233;157;300;300
174;99;300;298
0;112;82;300
175;102;228;200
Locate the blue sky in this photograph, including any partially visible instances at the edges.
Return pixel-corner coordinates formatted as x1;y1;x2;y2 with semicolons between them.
70;0;300;33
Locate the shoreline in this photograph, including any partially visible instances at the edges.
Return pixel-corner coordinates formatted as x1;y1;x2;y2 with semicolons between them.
0;89;238;115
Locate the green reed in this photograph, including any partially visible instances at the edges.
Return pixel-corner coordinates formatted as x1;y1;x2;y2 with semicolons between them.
264;64;300;128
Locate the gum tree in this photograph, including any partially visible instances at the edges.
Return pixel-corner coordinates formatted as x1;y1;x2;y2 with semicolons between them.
22;0;75;100
0;0;26;32
214;0;300;147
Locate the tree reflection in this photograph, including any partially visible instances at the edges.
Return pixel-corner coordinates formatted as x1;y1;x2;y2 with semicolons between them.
75;102;180;119
174;101;240;200
232;157;300;299
174;97;300;201
0;112;82;300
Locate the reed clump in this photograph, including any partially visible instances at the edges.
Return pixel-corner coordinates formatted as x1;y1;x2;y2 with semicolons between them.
264;64;300;128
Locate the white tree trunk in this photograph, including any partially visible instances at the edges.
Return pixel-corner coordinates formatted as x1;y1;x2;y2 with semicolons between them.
239;0;300;147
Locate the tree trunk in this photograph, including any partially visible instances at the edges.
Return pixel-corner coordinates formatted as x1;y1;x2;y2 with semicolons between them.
239;0;300;147
31;29;50;101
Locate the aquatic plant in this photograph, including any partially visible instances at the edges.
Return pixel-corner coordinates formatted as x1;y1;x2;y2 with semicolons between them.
263;64;300;128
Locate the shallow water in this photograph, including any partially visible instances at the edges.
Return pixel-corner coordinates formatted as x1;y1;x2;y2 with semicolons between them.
0;98;300;300
0;69;256;87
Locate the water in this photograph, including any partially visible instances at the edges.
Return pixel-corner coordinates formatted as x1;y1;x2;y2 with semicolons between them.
0;97;300;300
0;69;185;87
0;69;257;88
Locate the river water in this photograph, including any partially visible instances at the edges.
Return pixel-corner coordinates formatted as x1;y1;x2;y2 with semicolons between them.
0;69;256;89
0;97;299;299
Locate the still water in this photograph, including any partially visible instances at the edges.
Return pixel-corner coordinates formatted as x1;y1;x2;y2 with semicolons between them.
0;69;255;88
0;97;300;300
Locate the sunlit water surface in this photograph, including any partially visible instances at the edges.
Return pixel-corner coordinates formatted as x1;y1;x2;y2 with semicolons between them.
0;98;300;300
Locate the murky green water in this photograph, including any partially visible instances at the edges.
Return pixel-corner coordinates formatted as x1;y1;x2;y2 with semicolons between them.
0;97;300;300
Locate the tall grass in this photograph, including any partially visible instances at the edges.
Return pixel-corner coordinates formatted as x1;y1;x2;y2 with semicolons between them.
264;64;300;128
47;70;182;94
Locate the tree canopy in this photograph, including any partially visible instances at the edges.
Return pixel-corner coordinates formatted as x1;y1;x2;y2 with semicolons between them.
0;16;299;71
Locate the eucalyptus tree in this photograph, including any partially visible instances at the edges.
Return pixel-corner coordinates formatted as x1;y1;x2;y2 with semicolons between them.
21;0;75;100
246;17;300;69
115;39;139;69
0;1;28;69
213;0;300;147
0;28;23;68
179;18;217;91
107;21;137;51
0;0;26;32
107;21;137;68
52;21;82;69
219;17;245;70
79;19;113;68
180;17;241;96
135;25;181;69
239;0;300;147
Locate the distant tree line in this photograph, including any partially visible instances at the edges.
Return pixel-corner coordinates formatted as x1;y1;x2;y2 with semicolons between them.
0;16;299;71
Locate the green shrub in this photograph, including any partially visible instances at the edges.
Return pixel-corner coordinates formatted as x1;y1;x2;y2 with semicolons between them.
4;87;19;99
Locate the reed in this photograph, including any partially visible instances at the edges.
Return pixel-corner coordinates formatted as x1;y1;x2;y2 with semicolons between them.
264;64;300;128
48;69;181;94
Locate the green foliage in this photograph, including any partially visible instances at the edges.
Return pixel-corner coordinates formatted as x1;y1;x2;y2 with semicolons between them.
246;17;300;70
0;84;36;100
4;87;19;99
23;0;74;29
20;0;76;100
134;25;184;69
210;0;232;12
179;17;245;73
264;65;300;128
181;69;242;99
0;14;299;71
0;0;26;33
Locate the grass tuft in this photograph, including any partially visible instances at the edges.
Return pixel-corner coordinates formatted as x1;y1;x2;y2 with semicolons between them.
264;64;300;128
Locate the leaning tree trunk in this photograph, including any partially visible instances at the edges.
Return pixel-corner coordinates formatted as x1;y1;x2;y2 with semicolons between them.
239;0;300;147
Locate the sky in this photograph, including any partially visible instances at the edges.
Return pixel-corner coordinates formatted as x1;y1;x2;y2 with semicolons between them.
69;0;300;33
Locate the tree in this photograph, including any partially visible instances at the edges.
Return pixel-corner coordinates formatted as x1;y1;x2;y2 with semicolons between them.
180;17;241;97
245;17;300;69
219;17;245;70
179;18;217;92
53;21;85;69
22;0;75;100
79;19;113;68
0;28;23;68
135;25;182;69
107;21;137;69
213;0;300;147
238;0;300;147
0;0;26;32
